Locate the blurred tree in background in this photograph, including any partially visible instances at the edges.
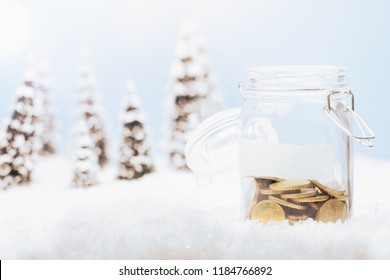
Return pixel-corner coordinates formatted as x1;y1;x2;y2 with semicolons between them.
0;64;38;189
71;120;98;188
166;18;225;170
118;80;154;180
36;60;56;156
78;51;109;168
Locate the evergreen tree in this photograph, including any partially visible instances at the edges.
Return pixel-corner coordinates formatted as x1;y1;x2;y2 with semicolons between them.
78;52;109;168
166;18;225;170
0;68;38;189
71;120;98;188
118;80;154;180
36;61;56;155
186;20;226;119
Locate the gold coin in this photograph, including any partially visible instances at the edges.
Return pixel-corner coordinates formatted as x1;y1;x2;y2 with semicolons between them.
247;177;263;218
287;214;309;220
258;188;292;195
268;196;307;210
289;219;299;225
316;199;348;223
270;179;312;191
255;176;284;182
311;179;345;197
251;200;286;224
337;195;348;202
280;188;318;199
292;195;330;203
255;177;284;190
309;202;321;211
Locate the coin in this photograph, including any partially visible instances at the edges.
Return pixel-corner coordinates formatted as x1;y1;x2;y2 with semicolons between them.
316;199;348;223
337;195;348;202
280;188;318;199
287;214;309;220
311;179;345;197
255;176;284;182
251;200;286;224
259;188;292;195
247;178;261;217
309;202;321;211
292;195;330;203
270;179;312;191
268;195;307;210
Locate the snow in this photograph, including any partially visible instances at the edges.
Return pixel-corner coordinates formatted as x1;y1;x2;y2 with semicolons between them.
0;154;12;164
0;155;390;259
122;111;145;123
15;85;35;98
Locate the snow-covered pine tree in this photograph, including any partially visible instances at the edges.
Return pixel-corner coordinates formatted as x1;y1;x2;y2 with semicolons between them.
36;61;56;155
0;68;38;189
118;80;154;180
165;19;226;170
166;19;209;170
185;19;226;119
71;120;98;188
78;52;109;168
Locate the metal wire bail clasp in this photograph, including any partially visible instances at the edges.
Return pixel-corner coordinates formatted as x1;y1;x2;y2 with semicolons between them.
323;89;375;147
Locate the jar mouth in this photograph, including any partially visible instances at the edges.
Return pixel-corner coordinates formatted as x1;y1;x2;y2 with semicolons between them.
240;66;347;93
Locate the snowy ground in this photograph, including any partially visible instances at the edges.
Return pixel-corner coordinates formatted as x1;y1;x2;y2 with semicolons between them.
1;155;390;259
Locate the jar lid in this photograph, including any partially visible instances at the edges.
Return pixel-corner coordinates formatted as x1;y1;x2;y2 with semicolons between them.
185;108;241;176
240;66;347;92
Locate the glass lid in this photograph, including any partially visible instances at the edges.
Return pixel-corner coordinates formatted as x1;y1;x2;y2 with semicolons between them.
185;108;241;176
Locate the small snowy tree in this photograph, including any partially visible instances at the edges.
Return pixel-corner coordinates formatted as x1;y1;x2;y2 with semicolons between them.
118;81;154;180
189;22;226;119
36;62;56;155
78;53;109;168
0;70;38;189
166;19;208;170
165;19;226;170
71;120;98;188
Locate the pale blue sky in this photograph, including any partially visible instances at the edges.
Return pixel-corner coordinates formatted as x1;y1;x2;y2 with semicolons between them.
0;0;389;158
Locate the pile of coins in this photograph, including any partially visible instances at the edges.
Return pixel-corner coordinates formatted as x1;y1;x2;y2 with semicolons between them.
249;177;348;225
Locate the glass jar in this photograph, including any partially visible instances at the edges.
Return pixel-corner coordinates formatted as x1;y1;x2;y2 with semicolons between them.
185;66;375;224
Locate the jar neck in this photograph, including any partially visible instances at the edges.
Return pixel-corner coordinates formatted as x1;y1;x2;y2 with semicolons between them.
241;89;342;104
239;66;348;101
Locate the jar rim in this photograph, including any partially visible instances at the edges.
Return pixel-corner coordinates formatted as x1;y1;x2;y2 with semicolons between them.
240;65;348;93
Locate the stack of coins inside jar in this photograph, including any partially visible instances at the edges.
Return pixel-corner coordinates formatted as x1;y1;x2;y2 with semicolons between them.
249;177;349;224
